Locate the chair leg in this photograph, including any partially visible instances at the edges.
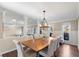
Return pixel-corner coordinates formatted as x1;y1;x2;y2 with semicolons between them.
36;52;39;57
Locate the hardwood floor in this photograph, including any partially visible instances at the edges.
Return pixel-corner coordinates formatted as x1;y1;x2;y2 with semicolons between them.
2;50;17;57
2;44;79;57
54;44;79;57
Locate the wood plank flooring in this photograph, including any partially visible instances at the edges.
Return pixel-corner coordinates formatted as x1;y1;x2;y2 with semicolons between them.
2;44;79;57
54;44;79;57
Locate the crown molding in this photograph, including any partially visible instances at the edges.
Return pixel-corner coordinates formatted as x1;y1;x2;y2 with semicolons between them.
48;18;78;24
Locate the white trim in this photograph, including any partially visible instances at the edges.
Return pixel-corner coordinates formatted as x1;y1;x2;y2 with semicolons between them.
0;48;16;56
48;18;78;24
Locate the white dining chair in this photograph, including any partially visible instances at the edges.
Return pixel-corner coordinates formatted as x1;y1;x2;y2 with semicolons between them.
34;34;43;39
39;39;58;57
56;37;61;48
13;39;36;57
58;35;64;44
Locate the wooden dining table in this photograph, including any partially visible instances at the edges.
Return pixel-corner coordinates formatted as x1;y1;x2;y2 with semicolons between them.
21;38;50;57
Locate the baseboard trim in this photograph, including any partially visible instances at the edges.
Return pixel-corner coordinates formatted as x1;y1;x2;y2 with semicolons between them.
0;48;16;56
64;42;78;47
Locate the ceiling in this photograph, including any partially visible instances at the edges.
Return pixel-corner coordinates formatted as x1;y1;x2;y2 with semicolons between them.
0;2;78;21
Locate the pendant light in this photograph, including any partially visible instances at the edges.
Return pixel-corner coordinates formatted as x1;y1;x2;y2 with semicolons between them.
40;10;48;29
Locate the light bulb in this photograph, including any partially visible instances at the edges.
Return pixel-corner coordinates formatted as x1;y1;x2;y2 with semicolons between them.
12;19;16;22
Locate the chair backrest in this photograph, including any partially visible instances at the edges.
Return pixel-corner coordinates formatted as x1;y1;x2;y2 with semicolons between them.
58;35;64;43
47;39;58;56
34;34;43;39
56;37;61;47
13;40;24;57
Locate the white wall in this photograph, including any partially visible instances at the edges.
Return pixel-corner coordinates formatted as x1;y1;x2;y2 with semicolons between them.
0;38;19;54
0;7;38;54
51;19;78;46
0;8;26;54
64;31;78;45
0;14;3;38
0;7;4;39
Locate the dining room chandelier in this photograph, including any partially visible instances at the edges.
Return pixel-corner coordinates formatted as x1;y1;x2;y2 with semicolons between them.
40;10;48;28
